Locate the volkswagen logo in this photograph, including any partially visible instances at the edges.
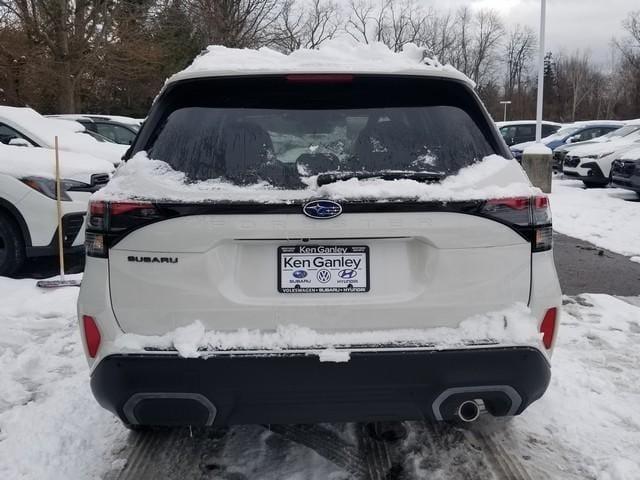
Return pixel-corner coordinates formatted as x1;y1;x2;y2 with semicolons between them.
316;269;332;283
303;200;342;219
293;270;308;279
338;269;357;279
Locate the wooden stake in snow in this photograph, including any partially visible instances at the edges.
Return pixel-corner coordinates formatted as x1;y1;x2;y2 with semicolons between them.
37;136;81;288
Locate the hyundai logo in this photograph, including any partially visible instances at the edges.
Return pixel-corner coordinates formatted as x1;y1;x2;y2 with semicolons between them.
293;270;308;279
338;269;358;279
303;200;343;219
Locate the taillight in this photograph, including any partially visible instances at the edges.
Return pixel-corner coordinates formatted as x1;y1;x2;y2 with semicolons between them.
481;195;552;252
82;315;101;358
86;200;162;258
540;308;557;349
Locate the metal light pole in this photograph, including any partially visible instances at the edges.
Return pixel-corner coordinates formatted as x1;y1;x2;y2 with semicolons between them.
535;0;547;142
500;101;512;122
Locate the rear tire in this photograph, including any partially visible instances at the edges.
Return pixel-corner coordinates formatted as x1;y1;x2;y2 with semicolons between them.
0;211;26;276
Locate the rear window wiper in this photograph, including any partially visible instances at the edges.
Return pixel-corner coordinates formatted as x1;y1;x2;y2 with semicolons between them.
316;171;446;187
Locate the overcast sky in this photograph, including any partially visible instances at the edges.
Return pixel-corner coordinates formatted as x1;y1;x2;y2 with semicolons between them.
430;0;636;65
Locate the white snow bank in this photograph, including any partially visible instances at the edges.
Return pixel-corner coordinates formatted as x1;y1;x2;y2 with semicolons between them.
94;153;539;203
114;303;542;358
550;179;640;257
168;39;471;85
0;143;115;183
505;294;640;479
0;276;127;480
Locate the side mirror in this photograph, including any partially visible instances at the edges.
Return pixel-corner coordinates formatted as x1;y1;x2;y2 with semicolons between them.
8;138;32;147
569;136;581;144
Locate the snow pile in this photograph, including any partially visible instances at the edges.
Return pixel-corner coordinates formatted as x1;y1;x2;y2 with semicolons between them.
168;40;470;85
505;294;640;479
550;179;640;257
95;153;539;203
522;143;552;156
0;143;115;183
0;276;126;480
114;303;541;358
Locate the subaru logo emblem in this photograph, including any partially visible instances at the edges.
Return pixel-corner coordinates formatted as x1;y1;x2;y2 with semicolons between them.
303;200;342;219
293;270;308;279
338;269;357;279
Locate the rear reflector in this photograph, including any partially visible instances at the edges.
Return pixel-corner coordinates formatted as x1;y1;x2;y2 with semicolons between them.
540;308;557;349
82;315;101;358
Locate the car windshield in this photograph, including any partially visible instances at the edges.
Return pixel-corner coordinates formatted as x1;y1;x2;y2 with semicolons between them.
606;125;639;138
545;126;580;142
145;76;499;189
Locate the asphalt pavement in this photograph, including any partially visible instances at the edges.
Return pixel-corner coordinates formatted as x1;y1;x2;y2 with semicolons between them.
553;233;640;296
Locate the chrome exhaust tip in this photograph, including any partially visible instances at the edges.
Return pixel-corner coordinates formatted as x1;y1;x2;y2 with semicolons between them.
456;400;481;423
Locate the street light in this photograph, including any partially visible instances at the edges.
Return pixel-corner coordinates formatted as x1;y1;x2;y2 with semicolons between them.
500;100;512;122
535;0;547;142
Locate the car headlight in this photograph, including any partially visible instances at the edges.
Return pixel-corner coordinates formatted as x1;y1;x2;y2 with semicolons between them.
20;176;91;201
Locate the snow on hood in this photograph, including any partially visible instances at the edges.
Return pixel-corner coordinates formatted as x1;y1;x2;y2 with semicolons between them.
166;40;472;87
115;303;542;359
0;144;115;184
621;145;640;160
569;136;640;157
93;153;539;203
0;106;127;165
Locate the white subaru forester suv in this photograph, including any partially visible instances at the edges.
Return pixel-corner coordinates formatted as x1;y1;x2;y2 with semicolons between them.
78;42;561;429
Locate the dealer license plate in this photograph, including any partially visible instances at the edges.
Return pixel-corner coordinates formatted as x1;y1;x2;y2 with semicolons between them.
278;245;369;293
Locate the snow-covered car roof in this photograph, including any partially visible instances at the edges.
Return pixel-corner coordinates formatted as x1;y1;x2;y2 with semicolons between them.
0;106;127;165
570;120;625;127
495;120;563;128
164;41;474;89
620;145;640;161
48;114;142;127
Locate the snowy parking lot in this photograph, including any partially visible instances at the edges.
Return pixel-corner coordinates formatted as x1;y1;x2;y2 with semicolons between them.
1;179;640;480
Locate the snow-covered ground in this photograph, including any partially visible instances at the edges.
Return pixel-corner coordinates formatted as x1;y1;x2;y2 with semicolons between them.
1;277;639;479
551;178;640;259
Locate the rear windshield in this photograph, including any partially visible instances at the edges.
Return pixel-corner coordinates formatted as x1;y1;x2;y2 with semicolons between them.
144;76;499;189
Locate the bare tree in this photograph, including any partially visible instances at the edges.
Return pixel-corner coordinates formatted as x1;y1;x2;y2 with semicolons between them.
273;0;340;52
186;0;284;48
0;0;116;112
504;25;536;96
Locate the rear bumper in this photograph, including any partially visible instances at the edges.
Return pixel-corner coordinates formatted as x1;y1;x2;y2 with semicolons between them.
91;347;551;427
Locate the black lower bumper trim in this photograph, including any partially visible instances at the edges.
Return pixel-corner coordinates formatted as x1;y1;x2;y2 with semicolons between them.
91;347;551;427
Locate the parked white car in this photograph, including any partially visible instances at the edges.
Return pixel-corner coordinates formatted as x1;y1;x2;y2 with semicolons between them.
0;143;114;275
0;106;127;166
562;120;640;187
78;42;561;429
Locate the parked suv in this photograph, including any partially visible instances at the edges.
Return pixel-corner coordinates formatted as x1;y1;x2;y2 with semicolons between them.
562;123;640;187
78;44;561;429
509;122;623;163
611;146;640;197
0;143;114;275
496;121;562;146
48;115;141;145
